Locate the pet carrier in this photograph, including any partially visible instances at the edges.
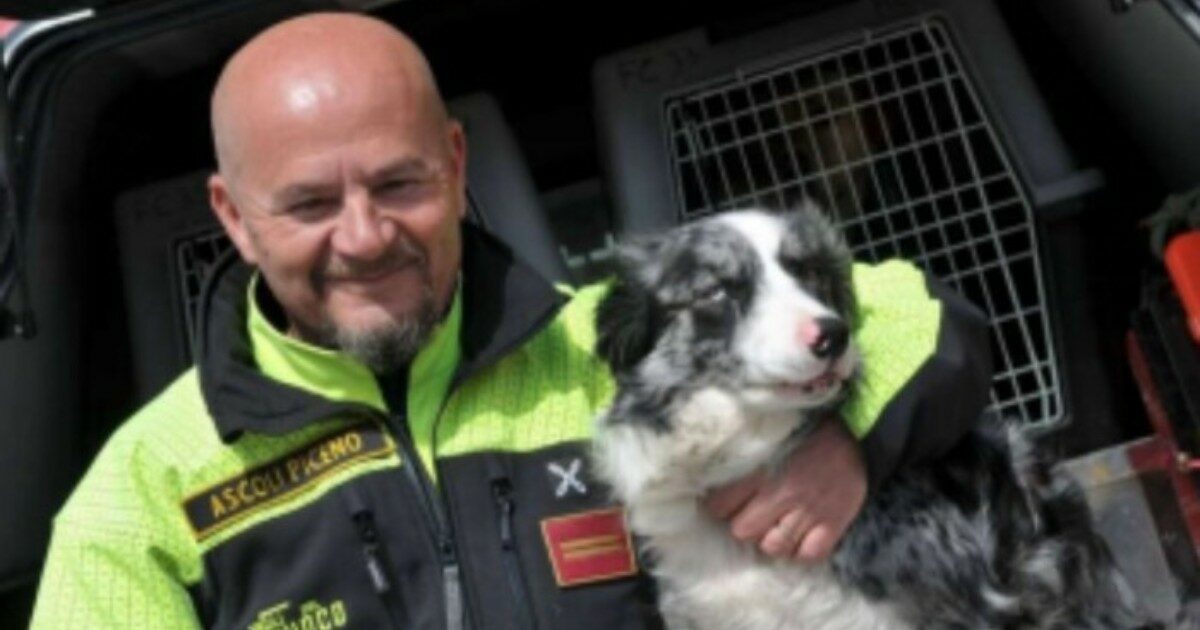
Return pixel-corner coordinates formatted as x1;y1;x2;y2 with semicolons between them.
595;0;1104;431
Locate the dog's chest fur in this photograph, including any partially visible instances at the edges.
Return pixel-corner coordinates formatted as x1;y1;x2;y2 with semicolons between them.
594;387;909;630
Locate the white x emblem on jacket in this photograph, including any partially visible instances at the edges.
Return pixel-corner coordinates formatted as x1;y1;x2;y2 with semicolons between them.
547;458;587;498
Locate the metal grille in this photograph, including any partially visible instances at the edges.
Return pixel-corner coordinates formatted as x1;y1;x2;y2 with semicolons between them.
664;19;1061;429
175;227;232;358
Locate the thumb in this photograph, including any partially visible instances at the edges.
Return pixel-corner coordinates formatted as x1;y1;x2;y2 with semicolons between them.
703;471;765;520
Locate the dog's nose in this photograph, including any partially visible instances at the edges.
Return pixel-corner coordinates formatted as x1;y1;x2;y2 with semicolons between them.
810;317;849;360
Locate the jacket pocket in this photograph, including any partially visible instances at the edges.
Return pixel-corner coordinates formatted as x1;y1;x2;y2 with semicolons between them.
441;446;664;630
196;478;437;630
347;491;407;629
491;475;538;629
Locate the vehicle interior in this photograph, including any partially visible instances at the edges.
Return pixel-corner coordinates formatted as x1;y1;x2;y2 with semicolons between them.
1;0;1199;624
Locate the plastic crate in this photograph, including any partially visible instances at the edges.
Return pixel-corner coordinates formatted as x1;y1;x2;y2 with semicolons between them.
595;0;1102;430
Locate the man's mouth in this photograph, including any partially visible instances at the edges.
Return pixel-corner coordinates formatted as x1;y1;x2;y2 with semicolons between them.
324;259;424;287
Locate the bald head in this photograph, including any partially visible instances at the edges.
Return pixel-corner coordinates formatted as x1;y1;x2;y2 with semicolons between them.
205;12;469;366
211;12;448;181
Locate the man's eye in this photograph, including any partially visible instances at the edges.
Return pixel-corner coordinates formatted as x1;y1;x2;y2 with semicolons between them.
289;198;336;216
376;178;442;206
376;178;432;197
378;179;413;193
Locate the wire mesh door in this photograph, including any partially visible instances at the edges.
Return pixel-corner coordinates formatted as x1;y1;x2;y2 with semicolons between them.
175;227;232;358
664;18;1061;430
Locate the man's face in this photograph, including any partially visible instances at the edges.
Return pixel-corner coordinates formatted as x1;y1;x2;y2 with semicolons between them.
210;73;466;369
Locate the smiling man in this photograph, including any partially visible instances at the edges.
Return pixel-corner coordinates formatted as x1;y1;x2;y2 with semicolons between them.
208;20;463;372
30;12;992;629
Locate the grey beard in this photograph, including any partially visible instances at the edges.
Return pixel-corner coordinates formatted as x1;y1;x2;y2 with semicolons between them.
331;297;440;373
297;279;441;374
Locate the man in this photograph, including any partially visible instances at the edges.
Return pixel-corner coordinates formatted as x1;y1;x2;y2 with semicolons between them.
31;12;991;628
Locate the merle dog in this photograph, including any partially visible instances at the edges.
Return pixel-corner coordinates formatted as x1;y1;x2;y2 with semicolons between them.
590;207;1171;629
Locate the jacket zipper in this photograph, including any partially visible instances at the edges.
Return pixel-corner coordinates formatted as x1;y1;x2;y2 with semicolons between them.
492;477;537;630
350;508;405;628
363;317;562;630
387;411;466;630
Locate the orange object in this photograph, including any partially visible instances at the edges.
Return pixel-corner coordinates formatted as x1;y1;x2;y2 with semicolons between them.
1165;230;1200;344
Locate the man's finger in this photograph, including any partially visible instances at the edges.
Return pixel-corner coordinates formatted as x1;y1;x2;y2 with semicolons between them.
728;487;794;541
796;523;841;563
759;508;812;557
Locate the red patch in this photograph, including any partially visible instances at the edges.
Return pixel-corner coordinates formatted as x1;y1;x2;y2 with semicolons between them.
541;507;638;587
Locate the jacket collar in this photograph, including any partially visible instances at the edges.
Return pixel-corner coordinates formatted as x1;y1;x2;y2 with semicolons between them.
195;223;567;442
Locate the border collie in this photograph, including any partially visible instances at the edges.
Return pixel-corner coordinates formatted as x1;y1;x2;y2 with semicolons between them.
591;207;1168;629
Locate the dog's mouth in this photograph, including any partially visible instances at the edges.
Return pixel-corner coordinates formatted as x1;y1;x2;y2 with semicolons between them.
755;350;858;402
740;347;859;408
772;370;843;397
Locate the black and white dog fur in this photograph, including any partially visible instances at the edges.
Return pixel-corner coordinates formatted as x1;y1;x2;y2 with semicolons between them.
591;207;1171;629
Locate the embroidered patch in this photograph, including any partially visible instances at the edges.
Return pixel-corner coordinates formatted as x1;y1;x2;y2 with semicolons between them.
249;598;349;630
541;507;638;587
183;423;394;541
547;457;588;498
249;597;350;624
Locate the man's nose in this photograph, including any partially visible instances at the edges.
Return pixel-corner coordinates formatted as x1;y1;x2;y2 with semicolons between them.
331;191;394;259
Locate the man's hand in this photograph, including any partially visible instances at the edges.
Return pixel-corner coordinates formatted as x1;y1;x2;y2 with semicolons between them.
703;419;867;562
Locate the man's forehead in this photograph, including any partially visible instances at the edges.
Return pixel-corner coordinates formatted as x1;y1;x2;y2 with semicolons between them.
223;70;449;191
235;65;433;137
211;13;445;179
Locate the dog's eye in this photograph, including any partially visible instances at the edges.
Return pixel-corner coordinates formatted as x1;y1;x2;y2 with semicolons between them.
780;257;817;280
696;286;727;304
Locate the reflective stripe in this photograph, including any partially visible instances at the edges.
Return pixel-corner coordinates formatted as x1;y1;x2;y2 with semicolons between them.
444;564;464;630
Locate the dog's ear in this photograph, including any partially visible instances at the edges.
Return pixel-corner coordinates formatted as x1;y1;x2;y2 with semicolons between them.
789;201;858;326
596;244;663;374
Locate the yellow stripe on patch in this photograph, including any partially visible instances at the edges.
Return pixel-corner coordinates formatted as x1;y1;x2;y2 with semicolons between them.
560;534;621;551
563;543;627;560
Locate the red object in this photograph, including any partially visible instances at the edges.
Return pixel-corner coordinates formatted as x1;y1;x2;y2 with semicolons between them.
1126;331;1200;557
1165;230;1200;344
541;507;638;587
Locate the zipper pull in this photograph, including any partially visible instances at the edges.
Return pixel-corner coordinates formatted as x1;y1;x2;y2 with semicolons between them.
353;511;392;594
438;536;459;564
492;479;515;550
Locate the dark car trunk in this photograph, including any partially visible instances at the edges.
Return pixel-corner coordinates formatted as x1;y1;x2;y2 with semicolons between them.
1;0;1198;626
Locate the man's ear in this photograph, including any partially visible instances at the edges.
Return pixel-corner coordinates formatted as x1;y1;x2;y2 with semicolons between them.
447;119;468;220
208;173;258;265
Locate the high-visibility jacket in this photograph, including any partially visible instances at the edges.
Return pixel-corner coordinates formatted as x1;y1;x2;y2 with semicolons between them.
31;224;990;629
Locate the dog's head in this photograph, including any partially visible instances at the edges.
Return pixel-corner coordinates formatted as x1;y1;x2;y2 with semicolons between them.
597;206;858;412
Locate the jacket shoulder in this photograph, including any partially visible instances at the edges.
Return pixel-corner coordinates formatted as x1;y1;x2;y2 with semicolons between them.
843;260;944;437
33;370;214;627
55;368;218;542
554;281;611;345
